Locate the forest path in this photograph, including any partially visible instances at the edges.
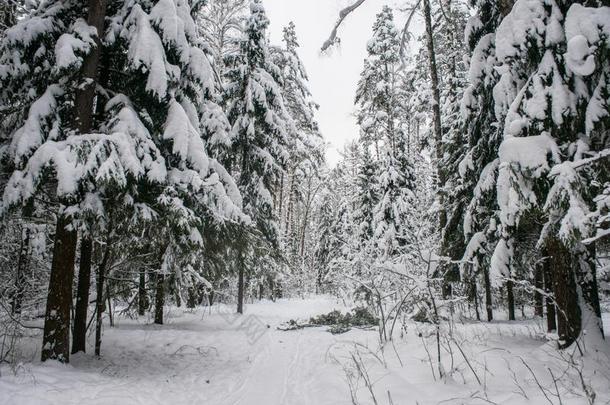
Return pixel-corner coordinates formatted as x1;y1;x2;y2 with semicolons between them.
221;298;374;405
2;298;608;405
0;296;374;405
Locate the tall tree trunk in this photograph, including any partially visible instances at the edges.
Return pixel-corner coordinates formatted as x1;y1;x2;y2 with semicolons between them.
154;274;165;325
277;173;285;229
41;0;108;363
542;252;557;332
471;279;481;321
72;237;93;354
95;240;110;356
175;286;182;308
106;283;114;327
41;215;78;362
138;269;148;316
506;280;515;321
237;254;245;314
534;260;544;317
12;225;30;315
422;0;445;230
300;177;315;257
547;238;580;349
187;287;197;309
483;266;493;322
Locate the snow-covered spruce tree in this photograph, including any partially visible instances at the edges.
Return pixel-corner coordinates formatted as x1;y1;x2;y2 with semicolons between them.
224;0;292;313
459;0;514;322
348;145;380;286
104;0;245;326
0;0;244;361
355;6;416;260
0;0;115;362
490;0;609;348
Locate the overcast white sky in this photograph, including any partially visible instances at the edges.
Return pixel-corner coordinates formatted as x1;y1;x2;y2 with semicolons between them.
263;0;383;166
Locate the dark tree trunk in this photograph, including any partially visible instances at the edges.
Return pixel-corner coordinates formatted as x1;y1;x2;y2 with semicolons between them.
138;269;147;316
41;215;78;363
534;260;544;317
106;284;114;327
278;173;284;221
547;238;580;349
175;280;182;308
72;237;93;354
12;226;30;315
73;0;107;134
237;263;244;314
483;267;493;322
472;280;481;321
154;274;165;325
42;0;107;363
187;287;197;309
95;241;110;356
507;280;515;321
542;253;557;332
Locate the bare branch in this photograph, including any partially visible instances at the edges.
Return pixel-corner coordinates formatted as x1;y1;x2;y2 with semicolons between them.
320;0;368;52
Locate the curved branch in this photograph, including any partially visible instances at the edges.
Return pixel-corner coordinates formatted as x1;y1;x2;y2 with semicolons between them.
320;0;368;52
399;0;422;63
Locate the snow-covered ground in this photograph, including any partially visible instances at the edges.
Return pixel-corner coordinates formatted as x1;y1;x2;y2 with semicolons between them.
1;297;609;405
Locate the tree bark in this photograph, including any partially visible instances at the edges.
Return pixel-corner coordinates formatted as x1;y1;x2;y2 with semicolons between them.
154;274;165;325
547;238;580;349
534;260;544;317
483;266;493;322
12;225;30;315
41;215;78;363
506;280;515;321
187;287;197;309
237;254;245;314
72;237;93;354
138;269;148;316
472;279;481;321
95;240;110;356
74;0;107;135
498;0;515;17
422;0;445;231
542;252;557;332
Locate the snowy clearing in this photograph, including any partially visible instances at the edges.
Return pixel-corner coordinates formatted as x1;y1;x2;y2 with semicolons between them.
1;297;609;405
